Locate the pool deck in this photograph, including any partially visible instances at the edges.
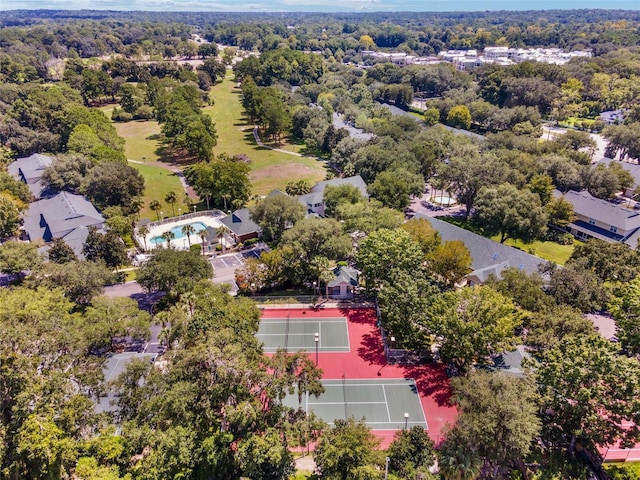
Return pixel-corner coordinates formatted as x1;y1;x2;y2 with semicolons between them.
136;213;225;250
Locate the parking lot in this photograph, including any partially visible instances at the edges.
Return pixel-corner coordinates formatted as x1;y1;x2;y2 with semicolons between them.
210;245;267;293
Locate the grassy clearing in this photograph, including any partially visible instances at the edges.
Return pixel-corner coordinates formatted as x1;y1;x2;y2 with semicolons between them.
128;162;190;220
114;120;167;163
204;74;327;195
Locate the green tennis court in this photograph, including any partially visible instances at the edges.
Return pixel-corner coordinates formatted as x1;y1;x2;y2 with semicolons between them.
284;378;428;430
257;317;350;352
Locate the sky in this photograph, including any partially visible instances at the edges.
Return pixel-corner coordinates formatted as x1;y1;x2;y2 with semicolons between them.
2;0;639;12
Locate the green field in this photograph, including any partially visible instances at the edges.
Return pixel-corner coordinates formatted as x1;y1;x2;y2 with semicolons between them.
114;120;167;163
128;162;190;220
204;74;327;195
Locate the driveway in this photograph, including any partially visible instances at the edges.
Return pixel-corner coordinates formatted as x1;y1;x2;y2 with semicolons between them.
210;243;269;293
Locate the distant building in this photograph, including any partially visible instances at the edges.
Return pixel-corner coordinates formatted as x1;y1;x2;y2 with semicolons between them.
553;189;640;249
22;191;105;257
7;153;54;200
596;157;640;197
600;110;625;125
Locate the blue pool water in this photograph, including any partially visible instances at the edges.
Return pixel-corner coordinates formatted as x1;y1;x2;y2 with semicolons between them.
150;221;208;245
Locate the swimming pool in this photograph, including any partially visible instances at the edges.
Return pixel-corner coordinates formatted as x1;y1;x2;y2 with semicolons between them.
150;221;208;245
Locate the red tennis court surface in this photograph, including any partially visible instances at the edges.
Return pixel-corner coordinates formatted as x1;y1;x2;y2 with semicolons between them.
261;306;457;447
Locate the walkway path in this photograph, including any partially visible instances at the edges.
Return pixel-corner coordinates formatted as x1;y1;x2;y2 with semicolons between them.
252;126;304;157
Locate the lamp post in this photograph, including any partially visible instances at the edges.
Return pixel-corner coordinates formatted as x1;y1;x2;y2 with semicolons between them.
178;208;181;216
251;283;256;298
312;281;317;298
160;211;163;220
384;456;390;480
390;336;395;349
193;205;197;213
404;412;409;430
314;332;319;366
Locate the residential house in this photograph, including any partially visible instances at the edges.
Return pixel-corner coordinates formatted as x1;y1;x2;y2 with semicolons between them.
417;216;546;284
298;175;368;217
22;191;105;257
326;266;359;299
553;189;640;249
219;208;262;243
7;153;53;199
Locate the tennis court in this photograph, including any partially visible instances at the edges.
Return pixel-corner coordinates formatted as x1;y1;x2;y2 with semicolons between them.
257;317;350;352
284;378;428;430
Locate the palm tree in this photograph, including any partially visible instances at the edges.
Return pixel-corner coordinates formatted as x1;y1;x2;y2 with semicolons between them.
198;229;208;255
138;225;149;252
181;224;196;247
221;193;231;213
161;230;175;249
150;200;162;221
215;225;227;253
165;191;177;217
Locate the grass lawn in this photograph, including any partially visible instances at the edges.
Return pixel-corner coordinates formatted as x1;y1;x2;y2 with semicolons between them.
495;237;576;265
128;162;190;220
204;74;327;195
114;120;167;163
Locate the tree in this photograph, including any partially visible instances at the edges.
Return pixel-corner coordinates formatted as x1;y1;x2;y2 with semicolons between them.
136;248;213;296
441;152;512;219
534;334;640;455
84;296;151;351
0;192;24;239
181;224;196;247
356;228;424;293
569;239;640;283
0;241;41;275
399;217;441;256
237;429;294;480
524;305;595;350
545;262;609;312
280;217;352;263
83;226;128;269
447;105;472;130
547;196;574;228
47;238;78;264
161;230;175;249
387;426;436;479
184;157;251;211
198;229;208;255
314;417;380;480
486;267;553;313
28;260;114;305
251;194;306;242
82;162;145;215
473;184;548;243
609;278;640;356
424;107;440;126
165;191;177;217
369;167;424;210
442;372;541;479
150;200;162;220
428;286;521;371
426;240;472;289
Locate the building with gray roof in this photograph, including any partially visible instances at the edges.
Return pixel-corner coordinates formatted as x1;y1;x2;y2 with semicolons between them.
299;175;368;216
418;216;546;284
553;189;640;249
7;153;53;199
326;266;359;299
22;191;105;257
219;208;261;243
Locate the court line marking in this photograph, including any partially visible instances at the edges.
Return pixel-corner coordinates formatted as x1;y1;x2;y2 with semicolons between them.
381;385;392;422
260;319;346;323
